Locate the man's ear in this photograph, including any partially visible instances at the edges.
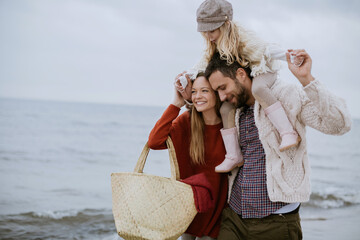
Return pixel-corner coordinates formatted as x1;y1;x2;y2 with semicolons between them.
235;68;247;83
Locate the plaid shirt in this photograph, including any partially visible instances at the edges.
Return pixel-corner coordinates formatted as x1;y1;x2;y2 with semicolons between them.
229;105;286;218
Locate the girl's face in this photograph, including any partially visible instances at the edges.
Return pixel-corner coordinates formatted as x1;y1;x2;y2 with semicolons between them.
204;28;221;44
192;76;217;113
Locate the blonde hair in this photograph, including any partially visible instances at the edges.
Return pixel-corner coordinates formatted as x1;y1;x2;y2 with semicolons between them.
188;74;221;165
202;21;275;76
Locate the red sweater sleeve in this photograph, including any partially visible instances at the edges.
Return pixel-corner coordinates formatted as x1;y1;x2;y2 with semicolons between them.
148;105;227;238
148;104;183;150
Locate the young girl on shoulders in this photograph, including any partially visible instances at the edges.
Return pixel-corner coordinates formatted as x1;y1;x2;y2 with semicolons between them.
176;0;303;172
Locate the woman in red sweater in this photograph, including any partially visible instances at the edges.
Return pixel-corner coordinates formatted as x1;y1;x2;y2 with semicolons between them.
148;72;228;239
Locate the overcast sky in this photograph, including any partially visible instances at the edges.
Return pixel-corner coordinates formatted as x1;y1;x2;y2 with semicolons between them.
1;0;359;118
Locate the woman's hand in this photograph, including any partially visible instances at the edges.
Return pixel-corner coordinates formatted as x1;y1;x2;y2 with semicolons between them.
286;49;315;87
172;72;188;108
172;87;185;108
174;71;192;102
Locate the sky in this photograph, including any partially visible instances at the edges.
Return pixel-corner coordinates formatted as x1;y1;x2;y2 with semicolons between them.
1;0;360;118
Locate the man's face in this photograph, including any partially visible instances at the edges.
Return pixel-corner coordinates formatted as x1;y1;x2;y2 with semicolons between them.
209;70;250;108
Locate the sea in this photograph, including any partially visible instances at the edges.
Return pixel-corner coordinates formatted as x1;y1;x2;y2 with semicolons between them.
0;98;359;240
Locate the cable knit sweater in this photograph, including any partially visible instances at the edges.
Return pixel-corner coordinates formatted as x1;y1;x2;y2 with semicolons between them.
228;79;352;203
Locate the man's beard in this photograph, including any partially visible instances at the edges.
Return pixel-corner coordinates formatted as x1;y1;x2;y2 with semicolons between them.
232;80;249;108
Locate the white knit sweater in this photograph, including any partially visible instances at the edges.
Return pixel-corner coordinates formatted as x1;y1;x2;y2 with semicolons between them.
228;79;352;203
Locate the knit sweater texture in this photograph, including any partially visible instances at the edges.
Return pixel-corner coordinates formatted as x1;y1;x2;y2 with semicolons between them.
228;79;352;203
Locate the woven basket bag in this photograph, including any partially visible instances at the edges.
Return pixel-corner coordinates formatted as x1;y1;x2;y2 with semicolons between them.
111;137;197;240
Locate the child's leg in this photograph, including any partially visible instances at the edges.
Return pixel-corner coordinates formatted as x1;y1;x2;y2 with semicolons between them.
215;102;243;173
220;101;236;129
252;72;301;151
251;72;277;108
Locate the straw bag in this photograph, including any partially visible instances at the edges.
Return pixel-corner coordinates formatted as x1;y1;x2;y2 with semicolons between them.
111;137;197;240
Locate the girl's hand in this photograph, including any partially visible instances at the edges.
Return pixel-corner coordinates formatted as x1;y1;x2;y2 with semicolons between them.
174;72;192;101
286;49;315;87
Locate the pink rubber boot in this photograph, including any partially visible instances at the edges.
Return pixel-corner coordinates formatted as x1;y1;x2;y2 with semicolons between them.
264;101;301;151
215;127;244;173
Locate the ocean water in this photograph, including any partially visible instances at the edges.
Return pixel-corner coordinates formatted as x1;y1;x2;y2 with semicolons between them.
0;98;359;240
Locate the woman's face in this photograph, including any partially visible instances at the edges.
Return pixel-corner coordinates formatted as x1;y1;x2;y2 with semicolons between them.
192;76;217;113
204;28;221;43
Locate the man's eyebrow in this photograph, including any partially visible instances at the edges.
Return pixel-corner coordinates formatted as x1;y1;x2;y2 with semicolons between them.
215;84;225;91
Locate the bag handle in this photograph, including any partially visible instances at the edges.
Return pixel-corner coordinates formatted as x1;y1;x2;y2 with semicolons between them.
133;137;181;180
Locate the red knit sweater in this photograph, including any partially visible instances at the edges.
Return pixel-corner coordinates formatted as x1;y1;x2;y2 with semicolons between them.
148;104;228;238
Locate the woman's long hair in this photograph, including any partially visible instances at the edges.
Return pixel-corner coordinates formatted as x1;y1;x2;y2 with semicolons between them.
188;73;222;165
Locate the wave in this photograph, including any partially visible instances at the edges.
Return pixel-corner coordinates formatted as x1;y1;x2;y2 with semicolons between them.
0;208;119;240
304;191;360;208
31;209;81;219
0;208;112;221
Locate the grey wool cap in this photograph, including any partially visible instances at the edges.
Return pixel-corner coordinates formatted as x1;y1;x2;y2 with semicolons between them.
196;0;233;32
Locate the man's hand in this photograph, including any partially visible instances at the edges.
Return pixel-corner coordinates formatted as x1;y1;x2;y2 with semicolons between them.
286;49;315;87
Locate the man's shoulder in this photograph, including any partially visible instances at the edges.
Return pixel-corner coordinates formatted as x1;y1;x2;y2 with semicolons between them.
273;79;300;90
272;79;304;99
